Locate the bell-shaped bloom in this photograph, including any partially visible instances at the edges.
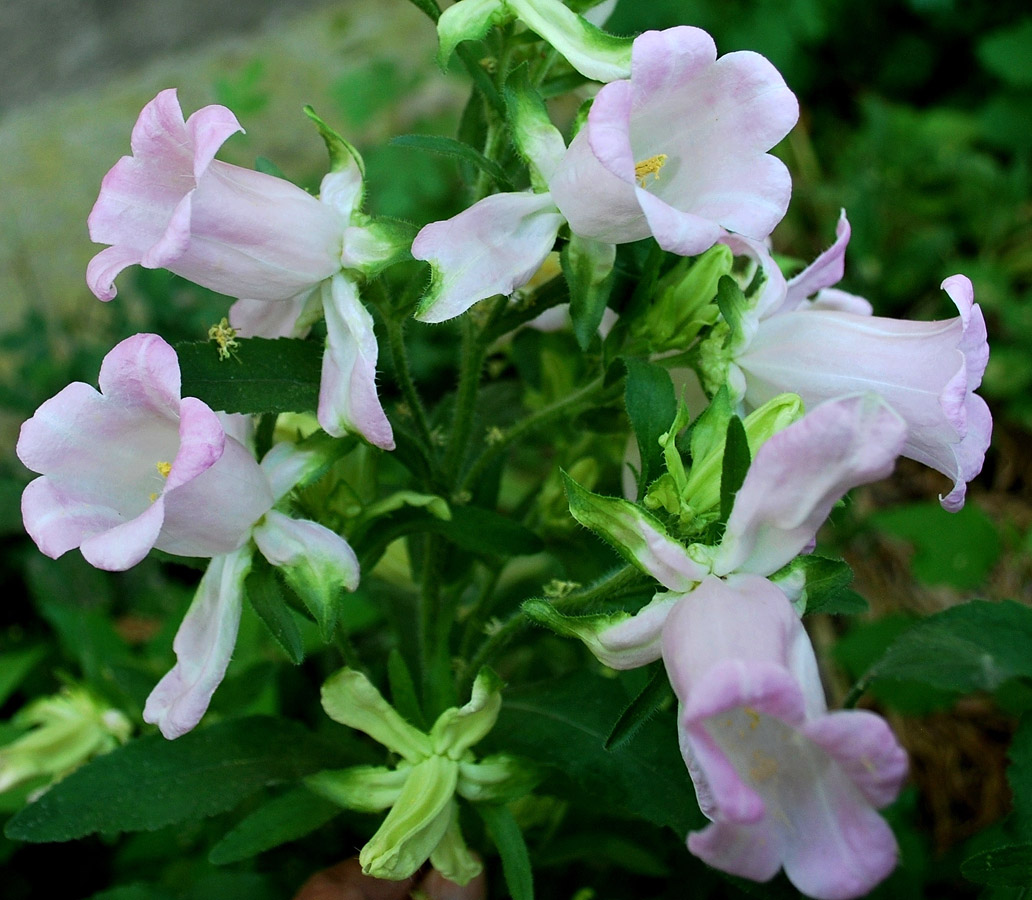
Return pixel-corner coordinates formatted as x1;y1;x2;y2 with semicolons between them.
531;396;909;894
18;333;362;739
18;333;273;571
662;574;907;899
723;214;991;511
87;89;397;450
87;89;346;305
412;26;797;324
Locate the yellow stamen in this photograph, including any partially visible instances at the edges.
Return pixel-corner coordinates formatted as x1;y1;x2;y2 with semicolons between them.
634;153;668;188
208;317;240;361
156;461;172;478
149;492;159;503
743;706;761;730
749;749;779;782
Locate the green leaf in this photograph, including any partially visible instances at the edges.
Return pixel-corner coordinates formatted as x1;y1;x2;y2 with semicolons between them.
433;506;543;557
862;600;1032;696
485;671;700;834
403;0;441;21
387;648;427;731
715;275;749;347
176;337;323;416
604;664;673;751
477;803;534;900
390;134;514;191
245;559;305;665
961;843;1032;887
563;234;616;351
209;787;341;864
1008;714;1032;838
623;358;677;498
4;717;339;842
718;415;750;524
772;555;864;616
868;501;1001;590
977;18;1032;88
0;646;46;708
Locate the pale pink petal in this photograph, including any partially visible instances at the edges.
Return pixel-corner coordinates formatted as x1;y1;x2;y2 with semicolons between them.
98;332;182;419
412;192;565;323
229;294;312;339
688;821;783;883
319;167;364;222
318;274;394;449
79;498;166;571
781;210;851;312
802;711;908;809
809;288;872;315
253;509;360;593
183;100;245;178
259;439;329;502
157;433;272;557
144;546;252;738
86;245;144;302
164;397;225;491
591;593;680;669
713;396;906;577
20;477;123;560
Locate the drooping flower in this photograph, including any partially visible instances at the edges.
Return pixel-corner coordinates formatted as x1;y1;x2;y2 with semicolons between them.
18;332;272;571
709;213;991;510
86;89;399;449
19;334;361;738
87;89;345;305
412;26;797;324
530;395;909;896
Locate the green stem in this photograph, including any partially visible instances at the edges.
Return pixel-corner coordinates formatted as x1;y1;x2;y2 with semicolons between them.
460;374;611;493
462;564;644;688
842;677;869;710
418;534;445;707
444;314;489;481
384;312;436;457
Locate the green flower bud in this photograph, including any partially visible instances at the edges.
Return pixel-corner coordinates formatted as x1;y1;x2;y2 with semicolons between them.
0;687;130;795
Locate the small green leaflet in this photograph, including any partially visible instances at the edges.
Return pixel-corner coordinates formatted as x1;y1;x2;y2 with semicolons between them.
176;337;323;415
604;664;674;751
718;414;750;524
245;558;305;665
960;844;1032;887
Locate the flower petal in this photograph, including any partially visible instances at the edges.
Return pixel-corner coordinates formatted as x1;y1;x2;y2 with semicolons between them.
143;545;252;738
412;192;564;323
318;274;394;449
713;395;906;577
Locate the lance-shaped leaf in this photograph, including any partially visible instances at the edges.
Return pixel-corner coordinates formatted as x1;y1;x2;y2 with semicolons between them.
505;65;567;188
563;472;705;591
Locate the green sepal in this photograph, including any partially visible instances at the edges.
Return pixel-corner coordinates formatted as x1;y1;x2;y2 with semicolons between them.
563;234;616;350
344;216;417;277
359;755;459;880
362;490;452;523
436;0;510;68
303;105;365;178
305;765;409;813
504;64;567;190
635;244;730;352
563;471;698;589
430;669;503;759
457;754;542;803
507;0;632;82
523;598;635;658
429;801;483;885
320;668;432;762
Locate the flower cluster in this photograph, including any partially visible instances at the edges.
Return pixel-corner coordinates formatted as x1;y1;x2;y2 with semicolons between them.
14;2;992;898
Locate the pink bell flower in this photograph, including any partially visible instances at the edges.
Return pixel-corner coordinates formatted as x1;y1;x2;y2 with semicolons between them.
86;89;346;305
412;26;797;324
726;214;991;511
552;396;908;894
18;333;361;739
662;574;907;899
17;333;272;571
86;89;395;450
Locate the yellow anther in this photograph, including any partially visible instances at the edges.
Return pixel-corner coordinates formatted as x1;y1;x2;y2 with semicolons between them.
743;706;761;730
156;461;172;478
208;317;240;361
749;749;779;782
149;492;159;503
634;153;668;188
